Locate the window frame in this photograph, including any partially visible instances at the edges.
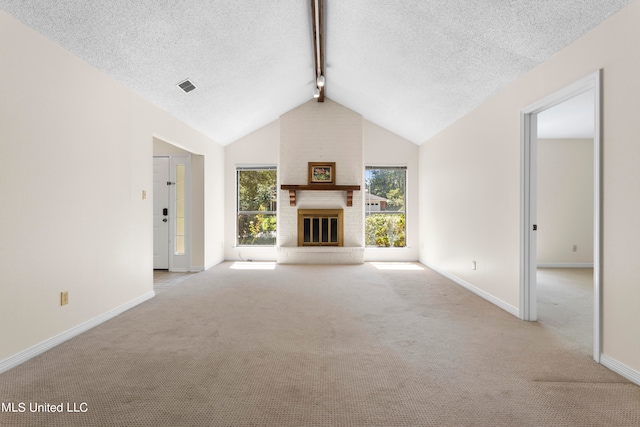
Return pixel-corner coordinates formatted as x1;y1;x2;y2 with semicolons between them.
364;166;407;248
236;166;278;247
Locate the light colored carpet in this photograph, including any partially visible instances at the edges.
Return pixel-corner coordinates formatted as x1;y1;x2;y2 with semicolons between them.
537;268;594;355
153;270;198;294
1;262;638;426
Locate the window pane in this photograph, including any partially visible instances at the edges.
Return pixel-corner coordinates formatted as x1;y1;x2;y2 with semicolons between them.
237;168;277;246
175;235;185;255
176;181;185;200
365;167;406;247
176;217;185;236
175;164;186;255
237;213;276;245
365;213;405;247
176;199;185;217
238;169;277;212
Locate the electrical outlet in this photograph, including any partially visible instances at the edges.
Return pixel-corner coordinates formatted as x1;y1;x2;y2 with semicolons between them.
142;190;147;200
472;261;477;270
60;291;69;306
572;244;577;252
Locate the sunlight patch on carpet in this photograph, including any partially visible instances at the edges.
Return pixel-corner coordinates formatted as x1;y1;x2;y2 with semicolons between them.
370;262;424;271
231;261;277;270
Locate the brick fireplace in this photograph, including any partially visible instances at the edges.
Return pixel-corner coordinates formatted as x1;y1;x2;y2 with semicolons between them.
277;99;364;264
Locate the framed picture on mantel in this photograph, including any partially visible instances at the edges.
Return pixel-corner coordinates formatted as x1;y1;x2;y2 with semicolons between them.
308;162;335;185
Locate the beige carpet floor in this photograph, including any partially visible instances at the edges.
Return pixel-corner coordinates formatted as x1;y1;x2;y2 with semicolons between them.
153;269;198;294
1;262;639;426
537;268;594;355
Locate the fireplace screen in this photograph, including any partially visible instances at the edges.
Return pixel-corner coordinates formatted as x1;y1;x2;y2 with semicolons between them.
298;209;343;246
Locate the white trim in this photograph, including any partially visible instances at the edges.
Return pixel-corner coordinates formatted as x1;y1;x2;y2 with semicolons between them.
520;69;602;363
520;110;537;321
0;291;155;374
423;262;519;317
522;72;600;113
600;354;640;387
236;164;278;170
593;70;603;364
537;263;594;268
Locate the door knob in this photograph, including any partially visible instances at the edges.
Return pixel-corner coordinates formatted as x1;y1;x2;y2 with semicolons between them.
163;218;168;222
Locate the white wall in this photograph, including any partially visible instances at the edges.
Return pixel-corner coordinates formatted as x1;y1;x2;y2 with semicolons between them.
0;11;224;365
419;0;640;375
190;154;206;270
224;120;280;261
537;139;594;266
364;120;419;261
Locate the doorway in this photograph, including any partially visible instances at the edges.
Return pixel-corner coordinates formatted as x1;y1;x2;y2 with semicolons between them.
536;96;595;355
153;150;192;271
520;70;602;362
153;136;205;272
152;154;192;272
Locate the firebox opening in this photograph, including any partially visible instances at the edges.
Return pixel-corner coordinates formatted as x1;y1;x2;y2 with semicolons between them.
298;209;344;246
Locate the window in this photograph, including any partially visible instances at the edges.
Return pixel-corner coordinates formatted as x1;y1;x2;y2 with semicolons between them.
175;163;186;254
237;167;277;246
365;166;406;247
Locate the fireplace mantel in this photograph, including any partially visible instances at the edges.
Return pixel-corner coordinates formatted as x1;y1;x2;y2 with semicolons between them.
281;184;360;207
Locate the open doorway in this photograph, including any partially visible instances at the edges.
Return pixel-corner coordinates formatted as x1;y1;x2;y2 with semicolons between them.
520;71;602;362
536;94;595;356
153;137;205;273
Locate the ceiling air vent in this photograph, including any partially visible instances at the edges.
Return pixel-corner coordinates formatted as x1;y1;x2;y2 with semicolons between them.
177;79;196;93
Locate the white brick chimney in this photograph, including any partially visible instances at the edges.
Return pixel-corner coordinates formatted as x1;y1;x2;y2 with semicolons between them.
278;99;364;264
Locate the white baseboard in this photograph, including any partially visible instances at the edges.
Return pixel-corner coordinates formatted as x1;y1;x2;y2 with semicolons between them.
600;354;640;387
537;263;594;268
421;262;519;317
0;291;155;374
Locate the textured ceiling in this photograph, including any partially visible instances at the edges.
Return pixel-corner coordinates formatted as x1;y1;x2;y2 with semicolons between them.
0;0;633;145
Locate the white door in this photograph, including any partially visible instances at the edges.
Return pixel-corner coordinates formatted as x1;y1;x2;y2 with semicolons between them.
153;157;170;269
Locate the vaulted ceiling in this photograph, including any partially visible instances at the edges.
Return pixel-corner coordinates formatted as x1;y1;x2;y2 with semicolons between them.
0;1;633;145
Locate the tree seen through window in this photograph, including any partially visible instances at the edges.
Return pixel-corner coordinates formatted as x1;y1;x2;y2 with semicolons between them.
365;167;406;247
237;168;277;245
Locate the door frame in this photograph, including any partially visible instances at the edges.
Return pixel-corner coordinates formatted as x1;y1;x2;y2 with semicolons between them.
153;154;191;272
520;70;602;362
